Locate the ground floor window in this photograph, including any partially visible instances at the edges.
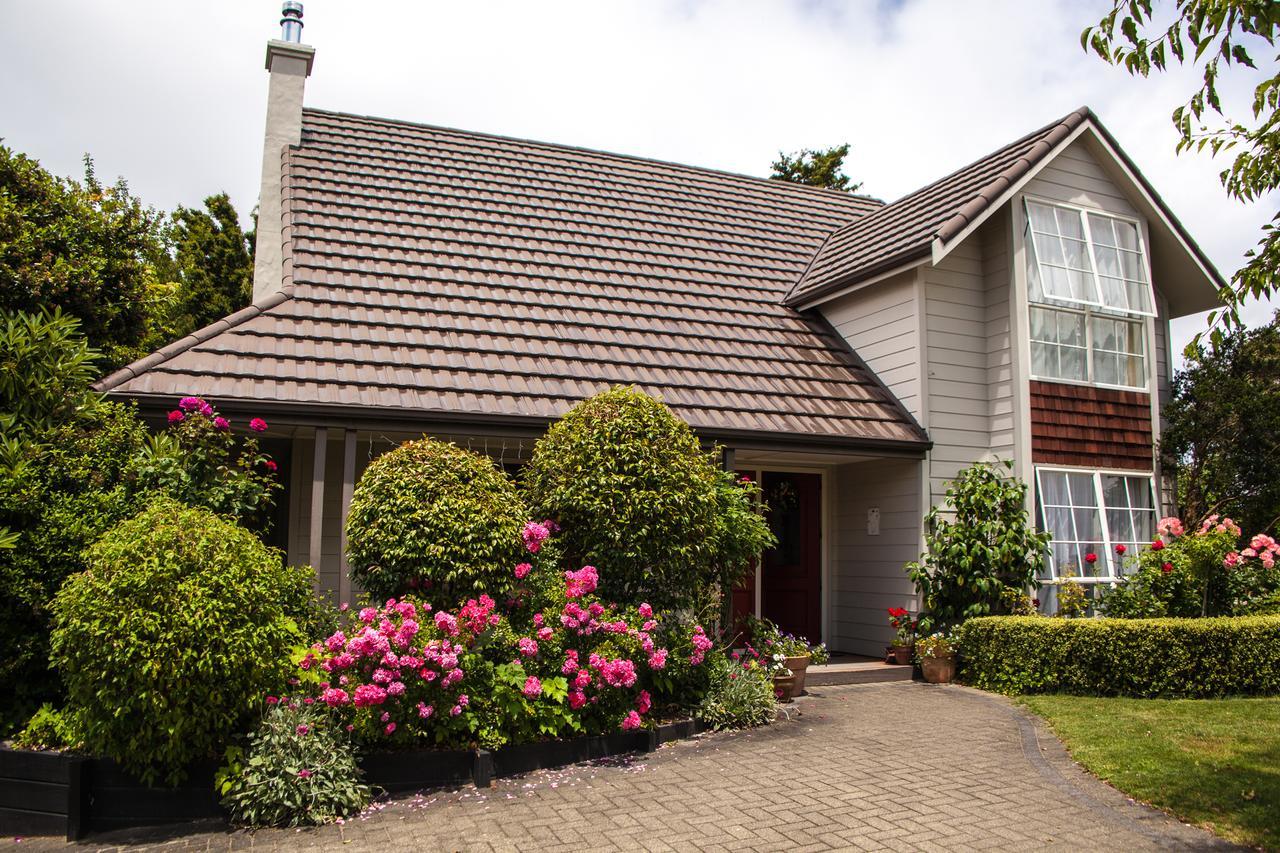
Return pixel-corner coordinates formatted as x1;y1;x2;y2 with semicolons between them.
1034;468;1156;581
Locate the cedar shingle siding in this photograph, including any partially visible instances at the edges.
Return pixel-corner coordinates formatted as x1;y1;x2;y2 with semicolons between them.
1030;380;1153;471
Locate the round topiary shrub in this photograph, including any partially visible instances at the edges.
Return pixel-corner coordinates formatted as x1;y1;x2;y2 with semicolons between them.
50;498;316;784
345;438;527;603
523;386;771;610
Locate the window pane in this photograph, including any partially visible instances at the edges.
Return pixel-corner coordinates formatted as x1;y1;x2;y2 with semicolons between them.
1028;201;1057;232
1126;477;1153;510
1094;245;1121;277
1122;355;1144;387
1040;472;1070;507
1107;507;1134;543
1043;265;1073;300
1080;542;1107;577
1059;311;1085;347
1132;510;1155;544
1062;238;1092;272
1049;543;1076;579
1099;275;1128;309
1094;351;1120;386
1056;207;1085;239
1047;507;1075;539
1127;281;1151;315
1101;475;1129;508
1113;219;1139;251
1093;318;1118;352
1068;269;1096;302
1030;307;1056;342
1034;233;1065;266
1067;473;1097;506
1031;341;1053;377
1061;345;1087;381
1120;250;1143;281
1121;321;1144;355
1074;508;1102;541
1088;213;1117;247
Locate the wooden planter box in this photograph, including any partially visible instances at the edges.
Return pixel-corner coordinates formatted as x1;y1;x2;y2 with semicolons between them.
0;718;706;841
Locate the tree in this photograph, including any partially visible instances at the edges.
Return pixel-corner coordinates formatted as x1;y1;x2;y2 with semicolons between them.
0;146;168;370
1082;2;1280;348
769;144;863;192
168;193;254;335
1160;311;1280;534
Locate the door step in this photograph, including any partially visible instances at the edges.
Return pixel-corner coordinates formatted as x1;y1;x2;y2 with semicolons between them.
805;661;914;686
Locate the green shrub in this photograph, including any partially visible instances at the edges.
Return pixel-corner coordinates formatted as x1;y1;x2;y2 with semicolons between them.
523;387;772;610
13;704;81;751
0;399;151;731
50;499;315;783
345;438;527;604
219;701;370;828
696;655;776;730
956;615;1280;697
906;462;1051;633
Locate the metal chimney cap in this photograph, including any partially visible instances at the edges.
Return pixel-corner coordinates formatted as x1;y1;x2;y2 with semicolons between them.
280;2;304;43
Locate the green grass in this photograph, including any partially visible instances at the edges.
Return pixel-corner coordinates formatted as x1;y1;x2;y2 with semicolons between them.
1020;695;1280;850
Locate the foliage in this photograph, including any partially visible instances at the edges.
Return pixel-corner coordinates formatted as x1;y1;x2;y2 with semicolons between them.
0;147;168;369
696;656;777;730
0;309;102;436
524;387;773;611
906;462;1051;634
887;607;917;646
1100;516;1280;617
12;704;81;751
50;499;315;783
915;632;956;660
1160;315;1280;535
133;396;280;528
302;536;719;750
769;143;863;192
808;642;830;666
168;193;254;336
1082;2;1280;346
1021;694;1280;850
999;586;1040;616
219;700;370;828
956;615;1280;697
1056;571;1089;618
345;438;527;604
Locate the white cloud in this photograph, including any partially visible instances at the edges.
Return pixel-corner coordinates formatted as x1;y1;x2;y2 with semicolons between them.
1;0;1274;356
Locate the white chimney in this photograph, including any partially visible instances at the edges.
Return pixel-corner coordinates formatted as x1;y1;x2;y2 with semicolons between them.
253;2;314;301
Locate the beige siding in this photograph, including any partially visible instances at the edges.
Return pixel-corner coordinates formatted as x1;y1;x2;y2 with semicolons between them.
820;270;922;422
288;432;372;605
830;457;921;657
1023;139;1141;216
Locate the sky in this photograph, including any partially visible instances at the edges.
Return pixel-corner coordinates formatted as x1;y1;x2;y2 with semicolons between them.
2;0;1276;357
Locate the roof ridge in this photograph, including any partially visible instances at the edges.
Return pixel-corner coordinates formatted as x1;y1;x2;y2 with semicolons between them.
301;107;886;209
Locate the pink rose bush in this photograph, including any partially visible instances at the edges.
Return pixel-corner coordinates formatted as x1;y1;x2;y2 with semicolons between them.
295;519;725;749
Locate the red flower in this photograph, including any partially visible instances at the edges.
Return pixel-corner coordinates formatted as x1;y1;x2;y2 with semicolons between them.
1161;562;1173;574
887;607;908;618
1151;539;1165;551
263;459;278;473
167;410;185;424
250;417;268;432
1115;544;1127;555
1084;553;1098;564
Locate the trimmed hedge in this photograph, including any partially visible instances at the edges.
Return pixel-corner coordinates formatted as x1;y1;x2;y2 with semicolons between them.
956;615;1280;698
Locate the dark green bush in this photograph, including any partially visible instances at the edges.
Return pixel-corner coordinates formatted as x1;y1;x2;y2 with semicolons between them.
956;615;1280;697
13;704;81;751
50;499;316;783
345;438;527;604
523;387;772;610
696;655;776;730
219;701;370;828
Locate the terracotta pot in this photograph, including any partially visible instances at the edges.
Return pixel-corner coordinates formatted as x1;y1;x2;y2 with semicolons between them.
921;654;956;684
888;644;914;666
784;654;811;695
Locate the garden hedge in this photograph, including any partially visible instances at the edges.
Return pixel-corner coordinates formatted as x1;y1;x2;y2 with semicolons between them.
956;615;1280;697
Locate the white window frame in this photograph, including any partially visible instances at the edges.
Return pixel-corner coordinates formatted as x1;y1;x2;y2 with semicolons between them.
1034;466;1157;583
1028;303;1148;391
1023;196;1157;318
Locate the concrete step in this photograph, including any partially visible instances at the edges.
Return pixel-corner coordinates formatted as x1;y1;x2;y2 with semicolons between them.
805;661;914;687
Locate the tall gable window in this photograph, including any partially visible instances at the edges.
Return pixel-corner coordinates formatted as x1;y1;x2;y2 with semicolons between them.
1024;199;1153;390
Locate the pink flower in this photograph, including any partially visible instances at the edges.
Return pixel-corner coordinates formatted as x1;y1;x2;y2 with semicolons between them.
387;681;407;697
458;694;469;708
647;649;668;670
1224;551;1242;569
266;696;279;705
417;702;434;718
249;417;268;432
384;722;396;735
297;769;312;779
295;724;310;736
689;625;713;665
638;603;653;619
1157;517;1185;538
213;416;230;430
522;521;551;553
568;689;587;709
536;626;553;641
518;637;539;657
167;410;185;424
636;690;651;714
1262;551;1275;569
621;711;642;731
522;676;542;699
353;684;387;707
564;565;599;599
321;687;349;707
178;396;205;412
514;562;532;580
450;704;462;717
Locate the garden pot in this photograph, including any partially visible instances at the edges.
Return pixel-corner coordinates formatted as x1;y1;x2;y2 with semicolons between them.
772;672;797;701
921;654;956;684
888;644;914;666
784;654;811;695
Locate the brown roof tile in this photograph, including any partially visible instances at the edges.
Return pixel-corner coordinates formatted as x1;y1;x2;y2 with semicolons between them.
100;109;925;449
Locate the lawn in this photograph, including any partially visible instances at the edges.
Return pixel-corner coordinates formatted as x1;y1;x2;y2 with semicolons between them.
1020;695;1280;850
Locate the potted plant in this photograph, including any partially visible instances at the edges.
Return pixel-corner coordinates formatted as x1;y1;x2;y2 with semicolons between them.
740;616;822;699
915;632;957;684
886;607;916;665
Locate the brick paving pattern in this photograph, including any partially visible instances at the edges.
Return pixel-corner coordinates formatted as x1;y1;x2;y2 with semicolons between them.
13;682;1234;852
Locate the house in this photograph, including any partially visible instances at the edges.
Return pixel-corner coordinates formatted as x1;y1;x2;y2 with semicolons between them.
98;7;1222;657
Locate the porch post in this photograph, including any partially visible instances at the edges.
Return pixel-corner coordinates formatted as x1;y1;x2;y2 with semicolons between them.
309;427;328;589
338;429;357;606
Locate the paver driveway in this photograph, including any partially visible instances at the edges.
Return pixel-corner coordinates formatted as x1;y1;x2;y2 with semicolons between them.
15;682;1233;852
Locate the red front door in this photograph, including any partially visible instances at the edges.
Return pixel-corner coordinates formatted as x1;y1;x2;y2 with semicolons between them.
761;472;822;643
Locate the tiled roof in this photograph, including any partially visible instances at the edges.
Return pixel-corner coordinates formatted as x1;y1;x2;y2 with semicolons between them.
100;109;927;448
786;108;1091;307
